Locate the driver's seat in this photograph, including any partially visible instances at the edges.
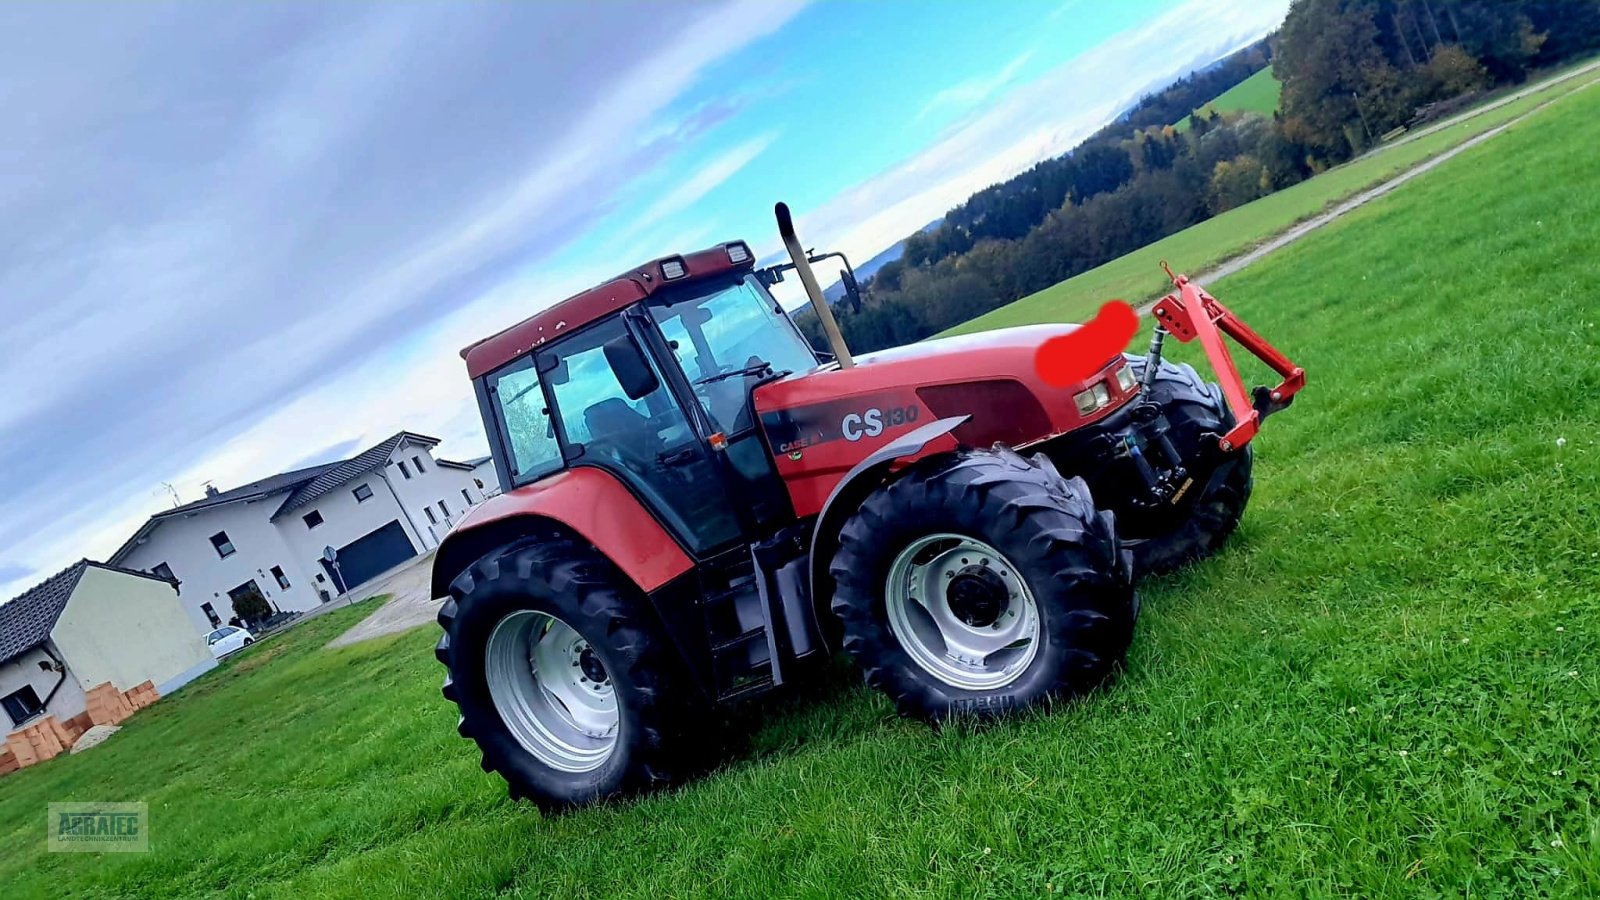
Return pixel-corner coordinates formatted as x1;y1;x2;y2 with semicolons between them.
583;398;662;467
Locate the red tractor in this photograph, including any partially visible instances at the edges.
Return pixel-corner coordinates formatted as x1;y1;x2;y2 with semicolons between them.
432;204;1304;810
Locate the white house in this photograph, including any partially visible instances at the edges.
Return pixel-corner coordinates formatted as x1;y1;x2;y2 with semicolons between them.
110;432;489;633
0;560;214;774
466;455;501;501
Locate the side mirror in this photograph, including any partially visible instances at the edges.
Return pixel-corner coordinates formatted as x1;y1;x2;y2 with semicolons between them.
603;332;660;401
537;353;570;385
839;267;863;314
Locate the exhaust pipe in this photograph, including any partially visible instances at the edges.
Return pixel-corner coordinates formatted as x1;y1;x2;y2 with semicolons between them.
775;202;854;369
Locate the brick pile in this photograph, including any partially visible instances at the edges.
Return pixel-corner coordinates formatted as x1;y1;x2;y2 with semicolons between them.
1;680;159;776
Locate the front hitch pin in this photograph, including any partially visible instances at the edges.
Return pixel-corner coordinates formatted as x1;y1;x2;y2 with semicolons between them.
1142;325;1168;390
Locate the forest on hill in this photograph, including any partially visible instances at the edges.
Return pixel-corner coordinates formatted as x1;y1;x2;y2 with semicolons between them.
805;0;1600;353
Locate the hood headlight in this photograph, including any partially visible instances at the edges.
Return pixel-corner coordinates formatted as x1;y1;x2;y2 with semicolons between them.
1073;381;1112;415
1115;365;1137;392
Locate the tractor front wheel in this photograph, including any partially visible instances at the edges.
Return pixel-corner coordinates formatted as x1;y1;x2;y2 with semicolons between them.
829;449;1136;722
435;538;690;812
1120;354;1254;576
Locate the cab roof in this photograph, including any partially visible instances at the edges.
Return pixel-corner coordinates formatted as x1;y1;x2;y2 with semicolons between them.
461;241;756;379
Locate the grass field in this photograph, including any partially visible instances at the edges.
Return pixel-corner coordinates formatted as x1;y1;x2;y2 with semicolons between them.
1174;67;1281;131
949;62;1600;338
4;67;1600;900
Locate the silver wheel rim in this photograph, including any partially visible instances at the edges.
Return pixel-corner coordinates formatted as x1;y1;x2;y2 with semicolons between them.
884;533;1041;691
485;610;618;773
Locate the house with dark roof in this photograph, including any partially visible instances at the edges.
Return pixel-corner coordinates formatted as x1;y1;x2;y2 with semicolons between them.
0;560;213;774
108;432;489;633
464;455;501;501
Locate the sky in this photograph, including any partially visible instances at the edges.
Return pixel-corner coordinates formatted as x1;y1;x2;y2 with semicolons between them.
0;0;1289;600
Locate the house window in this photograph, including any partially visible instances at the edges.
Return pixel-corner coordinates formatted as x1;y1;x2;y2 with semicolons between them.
210;531;236;559
439;499;451;518
353;484;374;503
303;510;324;529
271;566;291;590
412;454;426;473
1;685;44;727
461;488;472;505
150;562;176;583
398;461;412;479
474;478;484;489
423;506;437;525
315;573;326;584
201;602;221;628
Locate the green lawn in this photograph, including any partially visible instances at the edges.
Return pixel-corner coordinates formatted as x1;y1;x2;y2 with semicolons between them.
1174;67;1281;131
949;62;1600;338
5;70;1600;899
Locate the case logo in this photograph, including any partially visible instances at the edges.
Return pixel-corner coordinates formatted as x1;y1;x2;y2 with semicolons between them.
840;409;883;442
841;405;919;441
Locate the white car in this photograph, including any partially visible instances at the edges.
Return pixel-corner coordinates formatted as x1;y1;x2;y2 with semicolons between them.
205;626;255;658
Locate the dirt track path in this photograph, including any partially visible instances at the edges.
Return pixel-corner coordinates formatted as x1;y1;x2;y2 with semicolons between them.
1149;62;1600;304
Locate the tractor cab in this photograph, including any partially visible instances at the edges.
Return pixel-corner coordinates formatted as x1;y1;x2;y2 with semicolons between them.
474;247;814;552
463;243;834;700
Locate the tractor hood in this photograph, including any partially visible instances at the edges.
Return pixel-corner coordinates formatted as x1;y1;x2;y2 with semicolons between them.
854;323;1081;370
760;323;1097;408
754;324;1137;518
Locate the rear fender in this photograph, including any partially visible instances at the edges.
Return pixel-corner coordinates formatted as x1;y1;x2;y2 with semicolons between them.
431;467;693;599
805;415;969;647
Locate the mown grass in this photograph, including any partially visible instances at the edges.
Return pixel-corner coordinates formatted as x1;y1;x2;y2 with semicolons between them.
948;61;1600;337
4;69;1600;900
1174;67;1281;132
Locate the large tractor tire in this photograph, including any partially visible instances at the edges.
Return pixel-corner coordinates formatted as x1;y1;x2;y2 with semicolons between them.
435;538;690;812
1120;353;1254;576
829;448;1136;722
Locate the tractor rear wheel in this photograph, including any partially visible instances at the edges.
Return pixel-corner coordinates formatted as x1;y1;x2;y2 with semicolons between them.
1120;353;1254;576
435;538;689;812
829;449;1136;722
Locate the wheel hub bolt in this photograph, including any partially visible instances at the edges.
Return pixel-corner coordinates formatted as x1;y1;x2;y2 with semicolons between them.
946;565;1009;628
577;647;609;685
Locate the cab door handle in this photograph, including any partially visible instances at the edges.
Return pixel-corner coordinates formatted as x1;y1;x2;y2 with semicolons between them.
657;448;699;466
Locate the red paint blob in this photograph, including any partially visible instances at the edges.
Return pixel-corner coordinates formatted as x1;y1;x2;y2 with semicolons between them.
1033;301;1140;388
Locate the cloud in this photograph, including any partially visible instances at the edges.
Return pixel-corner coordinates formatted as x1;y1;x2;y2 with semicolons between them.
0;0;1288;602
631;131;780;238
286;438;368;472
0;1;807;600
786;0;1290;266
916;51;1036;121
0;564;33;595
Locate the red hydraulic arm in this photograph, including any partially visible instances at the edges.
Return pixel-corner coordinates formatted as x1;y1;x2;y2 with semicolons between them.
1148;263;1305;451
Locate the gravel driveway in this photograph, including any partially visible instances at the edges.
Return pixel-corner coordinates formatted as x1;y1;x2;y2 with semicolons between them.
325;551;442;648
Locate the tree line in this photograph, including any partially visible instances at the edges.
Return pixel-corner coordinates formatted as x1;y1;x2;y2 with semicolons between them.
802;0;1600;354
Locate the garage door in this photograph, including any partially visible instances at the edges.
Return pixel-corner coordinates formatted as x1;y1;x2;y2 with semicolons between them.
323;520;417;591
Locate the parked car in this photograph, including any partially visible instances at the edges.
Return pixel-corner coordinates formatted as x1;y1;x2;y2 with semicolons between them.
205;625;255;658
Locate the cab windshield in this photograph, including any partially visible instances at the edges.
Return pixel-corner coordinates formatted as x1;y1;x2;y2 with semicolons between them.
649;275;817;432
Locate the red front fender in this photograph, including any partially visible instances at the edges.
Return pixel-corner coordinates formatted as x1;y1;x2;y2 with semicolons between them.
432;467;693;598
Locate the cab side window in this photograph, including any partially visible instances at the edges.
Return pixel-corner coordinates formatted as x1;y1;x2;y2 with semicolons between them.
488;359;562;483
